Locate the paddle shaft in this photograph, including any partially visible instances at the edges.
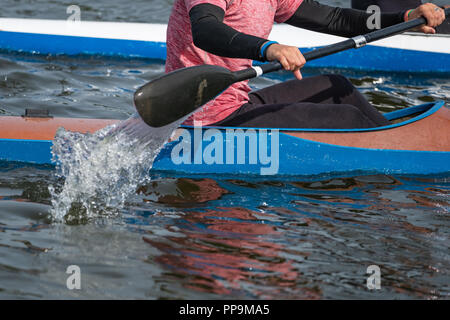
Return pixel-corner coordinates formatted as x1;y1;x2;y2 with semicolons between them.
235;7;450;81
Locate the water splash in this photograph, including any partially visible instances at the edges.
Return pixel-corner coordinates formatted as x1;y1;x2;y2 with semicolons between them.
49;113;177;223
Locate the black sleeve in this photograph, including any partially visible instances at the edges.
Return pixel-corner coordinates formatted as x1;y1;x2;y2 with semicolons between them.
286;0;406;38
189;3;269;61
351;0;373;11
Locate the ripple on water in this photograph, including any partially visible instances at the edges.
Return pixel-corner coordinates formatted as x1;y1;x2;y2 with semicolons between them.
0;156;449;299
0;0;449;298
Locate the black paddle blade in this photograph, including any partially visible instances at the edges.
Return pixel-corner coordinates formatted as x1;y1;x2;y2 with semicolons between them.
134;65;236;127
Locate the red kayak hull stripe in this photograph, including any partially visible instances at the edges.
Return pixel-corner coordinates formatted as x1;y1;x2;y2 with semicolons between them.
0;117;119;140
0;105;448;152
285;106;450;152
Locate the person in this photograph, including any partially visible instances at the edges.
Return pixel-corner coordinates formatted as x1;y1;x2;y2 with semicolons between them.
166;0;446;128
351;0;450;33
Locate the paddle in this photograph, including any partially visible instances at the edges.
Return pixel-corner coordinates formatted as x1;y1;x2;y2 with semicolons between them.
134;7;450;127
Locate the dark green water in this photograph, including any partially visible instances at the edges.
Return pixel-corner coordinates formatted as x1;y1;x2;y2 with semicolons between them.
0;0;449;299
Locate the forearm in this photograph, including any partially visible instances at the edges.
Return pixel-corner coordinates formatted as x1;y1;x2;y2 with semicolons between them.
189;4;268;61
286;0;405;37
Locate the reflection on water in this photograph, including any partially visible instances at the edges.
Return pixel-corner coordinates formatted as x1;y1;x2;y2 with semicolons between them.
0;162;449;299
136;174;449;299
137;178;231;206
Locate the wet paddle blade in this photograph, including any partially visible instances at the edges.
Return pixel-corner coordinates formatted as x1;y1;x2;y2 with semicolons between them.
134;65;236;127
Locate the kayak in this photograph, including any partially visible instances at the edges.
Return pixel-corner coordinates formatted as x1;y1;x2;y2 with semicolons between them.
0;18;449;73
0;101;449;176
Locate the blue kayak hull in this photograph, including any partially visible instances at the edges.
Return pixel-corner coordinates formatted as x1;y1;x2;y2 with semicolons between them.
0;129;448;176
0;102;449;176
1;29;449;73
152;131;450;176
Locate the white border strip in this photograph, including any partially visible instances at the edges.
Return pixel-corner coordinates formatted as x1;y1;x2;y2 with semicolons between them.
0;18;449;54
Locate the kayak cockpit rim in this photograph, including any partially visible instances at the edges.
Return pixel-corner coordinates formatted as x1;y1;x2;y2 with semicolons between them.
180;101;445;132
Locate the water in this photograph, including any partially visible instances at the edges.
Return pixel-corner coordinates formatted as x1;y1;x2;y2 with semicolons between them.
0;0;449;300
0;0;447;22
1;167;449;299
49;114;178;222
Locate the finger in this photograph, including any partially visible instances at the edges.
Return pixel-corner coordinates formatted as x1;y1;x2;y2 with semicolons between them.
430;6;444;26
292;56;301;71
293;51;305;78
298;54;306;68
282;50;296;70
279;56;291;71
420;5;434;26
421;25;436;34
429;10;438;26
290;51;305;71
432;8;442;26
437;8;446;24
286;55;299;71
293;69;302;80
424;8;437;27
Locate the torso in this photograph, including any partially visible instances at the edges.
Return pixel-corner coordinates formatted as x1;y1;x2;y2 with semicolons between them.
166;0;302;126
